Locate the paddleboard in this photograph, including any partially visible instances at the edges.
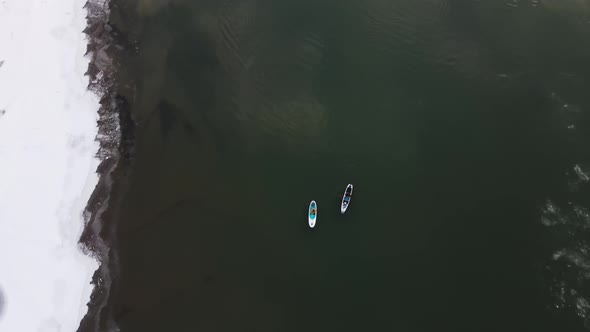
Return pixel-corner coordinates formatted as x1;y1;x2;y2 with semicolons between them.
308;200;317;228
340;184;353;214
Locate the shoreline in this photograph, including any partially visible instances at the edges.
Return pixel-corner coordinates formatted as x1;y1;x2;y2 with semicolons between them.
78;1;136;331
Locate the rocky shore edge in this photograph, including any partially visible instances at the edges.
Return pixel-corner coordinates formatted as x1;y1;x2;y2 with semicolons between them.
77;1;135;331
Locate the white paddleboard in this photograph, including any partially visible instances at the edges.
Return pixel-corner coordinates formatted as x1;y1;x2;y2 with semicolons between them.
340;184;353;214
308;200;317;228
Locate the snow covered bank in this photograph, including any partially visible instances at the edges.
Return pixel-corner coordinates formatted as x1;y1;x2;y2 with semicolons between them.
0;0;101;331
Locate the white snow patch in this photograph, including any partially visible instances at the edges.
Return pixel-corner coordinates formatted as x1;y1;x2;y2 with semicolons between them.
0;0;100;331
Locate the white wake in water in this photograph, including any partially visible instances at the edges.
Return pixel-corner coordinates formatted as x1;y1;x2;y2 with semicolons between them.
542;91;590;329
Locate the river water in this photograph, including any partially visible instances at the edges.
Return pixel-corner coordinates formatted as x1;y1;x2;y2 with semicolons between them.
93;0;590;331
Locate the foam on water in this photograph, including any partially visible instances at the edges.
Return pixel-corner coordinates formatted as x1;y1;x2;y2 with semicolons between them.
542;89;590;329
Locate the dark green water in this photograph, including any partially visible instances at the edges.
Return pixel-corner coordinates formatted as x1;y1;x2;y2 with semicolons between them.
104;0;590;331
